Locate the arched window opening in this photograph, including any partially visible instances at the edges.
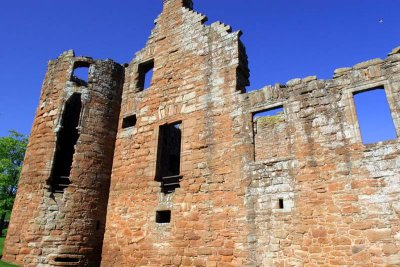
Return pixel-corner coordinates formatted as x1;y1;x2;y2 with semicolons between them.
71;62;90;86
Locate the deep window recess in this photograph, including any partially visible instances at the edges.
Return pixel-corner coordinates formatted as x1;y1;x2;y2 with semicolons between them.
182;0;193;9
156;122;182;194
71;62;90;86
137;59;154;90
156;210;171;224
50;93;82;193
278;199;284;209
353;87;397;144
122;114;137;129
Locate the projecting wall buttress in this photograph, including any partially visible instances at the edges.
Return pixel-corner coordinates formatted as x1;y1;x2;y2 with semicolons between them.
3;50;125;267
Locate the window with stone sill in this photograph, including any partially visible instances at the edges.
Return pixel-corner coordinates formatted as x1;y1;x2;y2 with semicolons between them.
156;122;182;194
353;87;397;144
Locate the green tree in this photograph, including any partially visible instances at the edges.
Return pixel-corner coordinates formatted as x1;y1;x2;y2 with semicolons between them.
0;131;28;236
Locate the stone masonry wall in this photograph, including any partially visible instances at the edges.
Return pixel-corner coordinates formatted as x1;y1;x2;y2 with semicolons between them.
101;0;251;266
3;51;124;267
244;49;400;266
5;0;400;266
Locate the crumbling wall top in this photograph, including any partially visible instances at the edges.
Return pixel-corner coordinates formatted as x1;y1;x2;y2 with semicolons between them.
162;0;193;10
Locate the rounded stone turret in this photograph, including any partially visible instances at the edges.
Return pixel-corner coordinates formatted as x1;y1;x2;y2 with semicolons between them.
3;51;124;267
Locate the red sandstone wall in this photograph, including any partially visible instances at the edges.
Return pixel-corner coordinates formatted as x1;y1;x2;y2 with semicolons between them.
245;55;400;266
101;0;250;266
3;52;124;267
5;0;400;266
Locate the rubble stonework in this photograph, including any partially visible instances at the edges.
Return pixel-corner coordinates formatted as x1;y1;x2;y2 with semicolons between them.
4;0;400;266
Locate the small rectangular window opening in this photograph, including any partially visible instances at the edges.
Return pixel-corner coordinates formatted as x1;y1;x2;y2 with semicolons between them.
156;210;171;224
71;62;90;85
156;122;182;194
137;59;154;90
122;114;137;129
353;87;397;144
278;199;284;209
54;257;80;263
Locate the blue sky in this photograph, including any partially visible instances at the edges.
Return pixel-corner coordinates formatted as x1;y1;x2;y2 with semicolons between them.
0;0;399;141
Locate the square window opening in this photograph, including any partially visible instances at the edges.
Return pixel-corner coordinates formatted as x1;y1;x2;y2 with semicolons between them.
137;59;154;91
156;210;171;224
71;62;90;85
252;105;285;161
252;106;285;134
353;87;397;144
122;114;137;129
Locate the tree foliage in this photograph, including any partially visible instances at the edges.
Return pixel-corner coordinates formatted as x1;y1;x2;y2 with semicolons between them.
0;131;28;215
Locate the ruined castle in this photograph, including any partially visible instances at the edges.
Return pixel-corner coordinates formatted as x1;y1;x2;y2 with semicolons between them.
3;0;400;266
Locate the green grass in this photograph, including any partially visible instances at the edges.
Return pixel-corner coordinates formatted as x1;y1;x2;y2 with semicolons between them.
0;260;19;267
0;236;20;267
0;237;4;256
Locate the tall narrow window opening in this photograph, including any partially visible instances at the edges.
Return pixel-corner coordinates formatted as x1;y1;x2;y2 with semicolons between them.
137;59;154;91
353;87;397;144
156;122;182;194
51;93;82;193
278;199;284;209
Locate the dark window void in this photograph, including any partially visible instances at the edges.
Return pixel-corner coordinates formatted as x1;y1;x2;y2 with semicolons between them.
51;94;82;193
156;210;171;224
54;257;80;263
183;0;193;9
71;62;90;86
137;59;154;90
278;199;284;209
353;88;397;144
156;122;182;194
122;114;137;129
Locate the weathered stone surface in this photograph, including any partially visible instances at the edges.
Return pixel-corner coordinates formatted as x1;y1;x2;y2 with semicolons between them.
3;52;124;266
4;0;400;266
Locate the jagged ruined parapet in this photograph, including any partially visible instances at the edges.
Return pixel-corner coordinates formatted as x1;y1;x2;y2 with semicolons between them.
243;47;400;266
4;0;400;266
